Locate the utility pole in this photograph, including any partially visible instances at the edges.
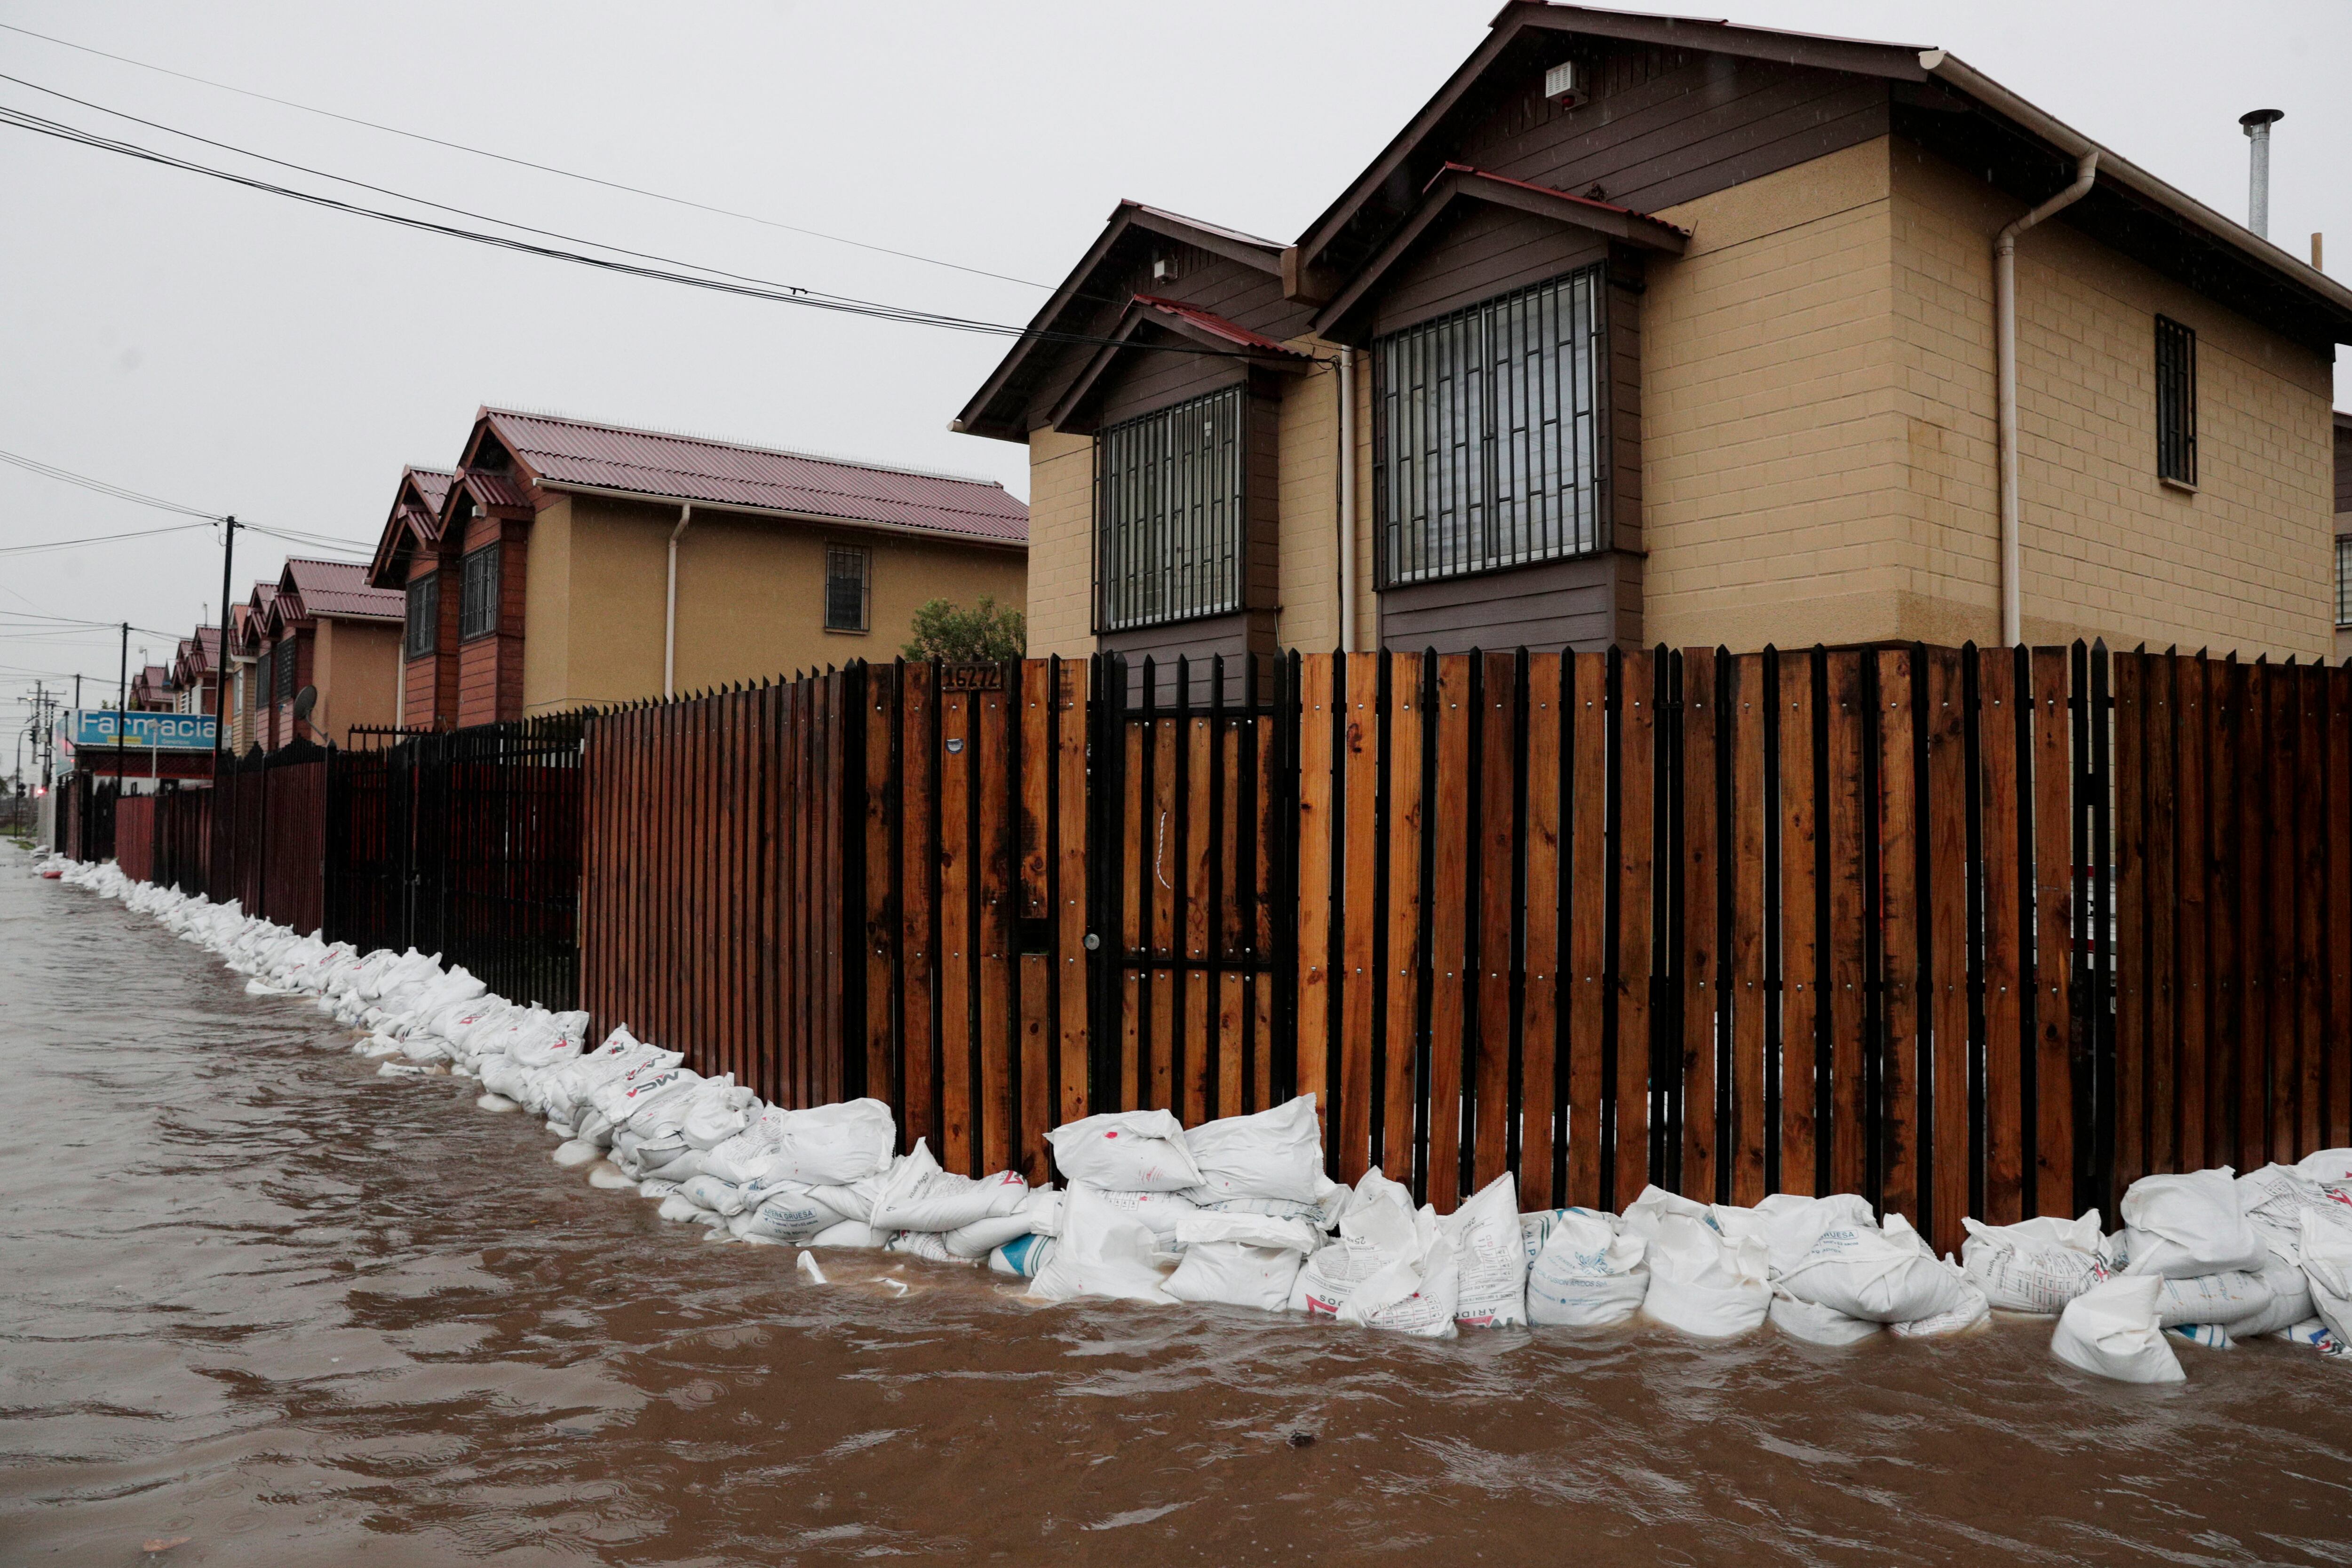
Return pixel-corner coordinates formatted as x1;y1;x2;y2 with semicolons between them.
214;515;236;779
116;621;128;805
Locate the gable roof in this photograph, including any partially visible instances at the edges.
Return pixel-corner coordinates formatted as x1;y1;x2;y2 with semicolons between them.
279;557;405;623
1045;295;1315;431
473;407;1028;546
367;466;459;586
954;201;1290;443
1293;2;2352;345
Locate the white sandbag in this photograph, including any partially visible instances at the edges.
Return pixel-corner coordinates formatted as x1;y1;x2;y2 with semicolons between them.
1026;1185;1177;1305
588;1061;705;1136
1184;1186;1346;1229
677;1079;758;1149
727;1183;853;1244
475;1093;519;1113
804;1169;892;1227
551;1139;603;1168
1769;1288;1881;1345
2273;1317;2341;1352
2153;1269;2274;1330
1291;1168;1418;1317
2166;1322;2232;1350
637;1179;681;1201
2050;1273;2185;1383
1889;1275;1990;1338
886;1229;980;1265
942;1202;1051;1260
2118;1168;2265;1280
1183;1094;1326;1204
1047;1109;1202;1193
869;1140;1027;1233
587;1164;636;1192
2235;1163;2352;1267
1621;1184;1717;1245
2231;1256;2315;1338
1526;1208;1649;1328
2303;1206;2352;1342
2294;1148;2352;1184
705;1099;897;1188
990;1234;1055;1277
675;1174;754;1218
1441;1172;1527;1328
1712;1192;1876;1279
1337;1204;1461;1339
656;1193;709;1224
1164;1212;1319;1310
1082;1185;1199;1238
1641;1215;1771;1338
807;1220;886;1249
1779;1214;1964;1323
1959;1210;2108;1314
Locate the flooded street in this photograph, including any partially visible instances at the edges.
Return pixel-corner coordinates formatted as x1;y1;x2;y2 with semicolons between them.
2;851;2349;1567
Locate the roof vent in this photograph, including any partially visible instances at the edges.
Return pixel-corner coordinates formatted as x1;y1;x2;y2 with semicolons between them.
1544;60;1587;109
1152;254;1181;283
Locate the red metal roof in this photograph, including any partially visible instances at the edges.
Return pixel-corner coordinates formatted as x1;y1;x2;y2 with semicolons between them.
406;466;456;517
1428;161;1690;234
480;407;1027;546
1129;295;1308;356
281;557;405;622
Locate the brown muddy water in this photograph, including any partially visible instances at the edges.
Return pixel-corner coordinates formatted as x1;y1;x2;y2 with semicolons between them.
4;852;2351;1568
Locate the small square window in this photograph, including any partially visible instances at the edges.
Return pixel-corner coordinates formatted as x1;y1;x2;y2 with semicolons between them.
825;544;870;634
2155;316;2197;487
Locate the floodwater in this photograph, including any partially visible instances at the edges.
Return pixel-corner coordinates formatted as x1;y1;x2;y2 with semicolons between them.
3;854;2351;1568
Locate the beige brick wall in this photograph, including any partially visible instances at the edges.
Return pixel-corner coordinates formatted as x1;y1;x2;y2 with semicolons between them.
1894;145;2335;659
1025;428;1095;658
1275;345;1342;650
1640;136;1914;651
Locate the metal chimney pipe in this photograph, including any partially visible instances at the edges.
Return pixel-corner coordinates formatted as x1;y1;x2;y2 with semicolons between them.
2240;108;2284;238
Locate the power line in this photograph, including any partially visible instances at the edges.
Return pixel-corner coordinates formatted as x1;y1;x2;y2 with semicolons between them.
0;18;1052;291
0;521;215;556
0;446;221;517
0;101;1295;363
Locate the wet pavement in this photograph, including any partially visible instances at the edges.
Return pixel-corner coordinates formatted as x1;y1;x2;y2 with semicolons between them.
4;846;2352;1566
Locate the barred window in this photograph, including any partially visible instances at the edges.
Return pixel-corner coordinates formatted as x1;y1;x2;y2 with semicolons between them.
276;638;296;704
405;572;439;659
2156;316;2197;487
460;544;501;641
824;544;870;633
1095;386;1244;633
1374;267;1605;586
2337;537;2352;628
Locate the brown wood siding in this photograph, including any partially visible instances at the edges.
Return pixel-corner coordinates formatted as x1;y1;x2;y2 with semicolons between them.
1457;48;1886;235
455;515;529;726
1099;610;1276;702
1371;204;1611;338
1606;261;1645;645
1089;349;1247;432
1024;245;1309;431
1378;554;1624;653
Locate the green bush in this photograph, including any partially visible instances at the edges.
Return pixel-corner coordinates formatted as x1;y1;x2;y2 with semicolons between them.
903;597;1026;662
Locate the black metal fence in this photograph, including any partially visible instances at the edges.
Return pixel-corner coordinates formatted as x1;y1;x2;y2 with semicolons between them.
333;717;584;1010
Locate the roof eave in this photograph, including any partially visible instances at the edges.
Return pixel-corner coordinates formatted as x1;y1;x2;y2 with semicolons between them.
528;478;1029;553
1924;51;2352;336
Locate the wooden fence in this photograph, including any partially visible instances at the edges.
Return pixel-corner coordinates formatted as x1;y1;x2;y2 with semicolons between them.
512;642;2352;1256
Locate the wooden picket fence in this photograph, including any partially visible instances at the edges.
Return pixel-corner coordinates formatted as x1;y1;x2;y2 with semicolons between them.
570;642;2352;1257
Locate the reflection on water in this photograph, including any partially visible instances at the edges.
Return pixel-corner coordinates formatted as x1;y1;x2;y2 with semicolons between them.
4;850;2350;1566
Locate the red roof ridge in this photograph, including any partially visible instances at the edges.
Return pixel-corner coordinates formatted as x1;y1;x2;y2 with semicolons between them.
1427;161;1690;234
479;405;1007;492
1128;294;1309;356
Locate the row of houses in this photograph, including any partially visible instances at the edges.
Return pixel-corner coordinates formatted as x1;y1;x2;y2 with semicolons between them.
147;406;1032;753
124;4;2352;760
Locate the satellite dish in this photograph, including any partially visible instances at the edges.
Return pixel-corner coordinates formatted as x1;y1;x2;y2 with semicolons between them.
293;684;318;721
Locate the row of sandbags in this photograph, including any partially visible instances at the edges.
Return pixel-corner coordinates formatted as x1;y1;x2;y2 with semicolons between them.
45;853;2352;1372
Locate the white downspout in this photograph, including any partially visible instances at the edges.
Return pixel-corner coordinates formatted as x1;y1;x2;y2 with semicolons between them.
1336;348;1357;653
664;502;694;698
1996;151;2098;647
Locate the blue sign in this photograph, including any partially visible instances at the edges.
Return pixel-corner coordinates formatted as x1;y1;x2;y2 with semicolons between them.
66;710;218;750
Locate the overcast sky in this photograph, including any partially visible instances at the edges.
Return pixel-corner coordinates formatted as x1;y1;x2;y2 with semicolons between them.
2;0;2344;754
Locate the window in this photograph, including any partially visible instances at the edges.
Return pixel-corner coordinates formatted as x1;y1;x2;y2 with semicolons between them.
824;544;870;633
2156;315;2197;487
1095;385;1245;632
405;572;439;659
2337;537;2352;628
276;638;296;704
1374;266;1605;586
460;544;501;641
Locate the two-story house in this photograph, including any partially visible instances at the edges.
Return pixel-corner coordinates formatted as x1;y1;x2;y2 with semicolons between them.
368;407;1030;727
957;3;2352;673
235;561;404;750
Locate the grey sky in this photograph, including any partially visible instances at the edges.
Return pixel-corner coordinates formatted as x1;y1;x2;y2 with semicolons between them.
1;0;2344;745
